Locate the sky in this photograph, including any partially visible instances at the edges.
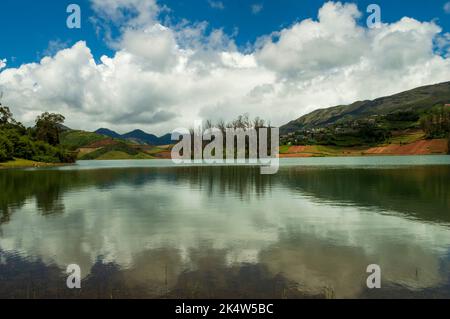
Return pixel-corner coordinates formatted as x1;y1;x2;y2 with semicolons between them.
0;0;449;134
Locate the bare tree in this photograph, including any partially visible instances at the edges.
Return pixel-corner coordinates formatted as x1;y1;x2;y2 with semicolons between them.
217;119;226;135
204;120;213;131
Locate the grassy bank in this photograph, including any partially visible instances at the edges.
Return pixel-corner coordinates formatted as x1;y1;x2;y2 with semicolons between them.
0;158;68;169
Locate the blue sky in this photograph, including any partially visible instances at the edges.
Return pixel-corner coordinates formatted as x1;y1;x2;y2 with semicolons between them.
1;0;450;67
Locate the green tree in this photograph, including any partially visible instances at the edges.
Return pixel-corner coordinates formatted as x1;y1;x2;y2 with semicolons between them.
35;112;66;146
0;134;13;161
420;106;450;139
14;135;36;160
0;104;14;126
448;132;450;155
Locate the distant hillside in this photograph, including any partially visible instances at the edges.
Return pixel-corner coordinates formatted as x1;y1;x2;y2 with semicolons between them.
95;128;122;139
281;82;450;134
95;128;172;146
61;130;173;160
61;130;107;151
122;129;162;145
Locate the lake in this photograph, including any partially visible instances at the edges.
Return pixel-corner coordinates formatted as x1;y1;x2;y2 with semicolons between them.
1;156;450;299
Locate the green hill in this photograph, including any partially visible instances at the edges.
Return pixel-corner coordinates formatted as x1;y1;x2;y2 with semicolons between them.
60;130;171;160
95;128;173;146
60;130;107;150
78;142;153;160
281;82;450;134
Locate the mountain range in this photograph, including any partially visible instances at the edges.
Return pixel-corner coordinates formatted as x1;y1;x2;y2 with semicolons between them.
95;128;173;146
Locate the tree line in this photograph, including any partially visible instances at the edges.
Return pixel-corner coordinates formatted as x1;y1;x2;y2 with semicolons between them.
420;106;450;154
181;114;273;159
420;106;450;139
0;103;76;163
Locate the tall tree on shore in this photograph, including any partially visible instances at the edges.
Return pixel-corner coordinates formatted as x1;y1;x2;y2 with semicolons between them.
0;104;13;126
35;112;66;146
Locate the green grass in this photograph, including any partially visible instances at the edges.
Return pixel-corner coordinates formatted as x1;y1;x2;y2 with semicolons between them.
95;151;154;160
389;131;425;144
279;145;291;154
382;121;419;131
79;142;159;160
60;130;106;150
144;147;166;155
331;136;366;147
0;158;64;169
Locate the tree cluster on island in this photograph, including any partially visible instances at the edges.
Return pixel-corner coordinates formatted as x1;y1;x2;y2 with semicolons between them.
181;114;274;159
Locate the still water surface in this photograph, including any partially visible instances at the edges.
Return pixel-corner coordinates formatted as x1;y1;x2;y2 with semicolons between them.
1;156;450;298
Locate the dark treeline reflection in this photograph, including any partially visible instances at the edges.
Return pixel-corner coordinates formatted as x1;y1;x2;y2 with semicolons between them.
282;166;450;224
1;165;449;225
0;166;274;224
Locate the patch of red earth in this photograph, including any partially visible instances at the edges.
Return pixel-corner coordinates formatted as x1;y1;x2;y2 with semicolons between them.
86;138;119;148
287;146;308;153
365;139;448;155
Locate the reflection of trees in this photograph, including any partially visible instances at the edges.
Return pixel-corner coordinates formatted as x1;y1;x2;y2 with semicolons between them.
0;166;275;224
0;170;86;222
0;169;158;223
173;166;274;200
281;166;450;224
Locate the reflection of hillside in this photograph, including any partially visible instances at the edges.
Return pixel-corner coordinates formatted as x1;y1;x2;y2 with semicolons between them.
281;166;450;224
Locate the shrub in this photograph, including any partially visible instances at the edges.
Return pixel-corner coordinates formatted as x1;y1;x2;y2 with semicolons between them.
56;148;78;163
14;136;36;160
0;134;14;162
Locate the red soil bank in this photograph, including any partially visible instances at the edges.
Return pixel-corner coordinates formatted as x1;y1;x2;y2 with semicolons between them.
365;139;448;155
